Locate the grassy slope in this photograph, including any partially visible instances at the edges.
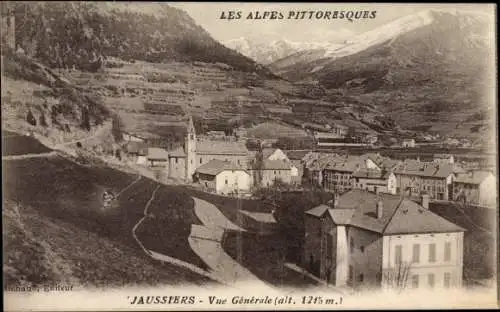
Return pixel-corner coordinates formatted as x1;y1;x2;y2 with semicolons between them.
3;200;212;288
2;130;52;156
223;230;319;288
134;186;210;270
2;156;213;287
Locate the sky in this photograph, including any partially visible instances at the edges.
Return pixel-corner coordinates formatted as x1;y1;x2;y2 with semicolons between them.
168;3;495;43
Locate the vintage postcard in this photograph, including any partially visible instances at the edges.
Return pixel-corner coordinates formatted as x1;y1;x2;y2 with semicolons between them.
1;1;498;311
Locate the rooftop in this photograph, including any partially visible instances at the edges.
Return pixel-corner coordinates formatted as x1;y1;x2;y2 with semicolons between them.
262;159;291;170
305;189;465;235
196;140;249;155
394;159;455;178
285;150;311;160
126;141;148;155
195;159;247;176
169;146;186;158
147;147;169;160
262;148;280;160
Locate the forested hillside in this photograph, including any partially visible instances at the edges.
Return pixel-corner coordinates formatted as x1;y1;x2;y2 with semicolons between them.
1;2;272;75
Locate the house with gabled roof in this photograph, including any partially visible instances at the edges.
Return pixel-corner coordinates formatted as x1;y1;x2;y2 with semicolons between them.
194;159;251;195
261;148;301;185
394;159;464;200
259;159;292;187
322;153;400;194
452;170;496;207
304;189;465;290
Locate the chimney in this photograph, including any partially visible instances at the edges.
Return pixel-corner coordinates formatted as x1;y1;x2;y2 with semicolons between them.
328;193;339;208
421;194;430;209
376;200;383;219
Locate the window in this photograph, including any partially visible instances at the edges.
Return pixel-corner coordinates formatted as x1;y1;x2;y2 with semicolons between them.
428;243;436;263
175;158;178;164
395;245;402;265
349;266;354;281
444;242;451;261
358;273;364;282
360;246;365;253
225;179;228;185
412;244;420;263
350;238;354;253
237;159;240;165
443;272;451;288
200;158;203;164
411;275;419;289
428;273;435;288
190;134;194;140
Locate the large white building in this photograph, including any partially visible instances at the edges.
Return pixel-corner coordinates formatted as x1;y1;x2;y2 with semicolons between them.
304;190;465;290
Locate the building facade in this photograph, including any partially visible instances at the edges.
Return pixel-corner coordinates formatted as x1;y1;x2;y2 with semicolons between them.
352;170;397;195
394;160;457;200
195;159;251;195
322;153;400;195
452;170;496;207
402;139;416;148
304;190;465;290
260;159;292;187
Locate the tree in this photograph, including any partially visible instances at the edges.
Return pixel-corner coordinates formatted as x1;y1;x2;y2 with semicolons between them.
382;262;412;291
39;112;48;127
81;107;90;131
26;110;37;126
111;114;124;142
115;148;122;160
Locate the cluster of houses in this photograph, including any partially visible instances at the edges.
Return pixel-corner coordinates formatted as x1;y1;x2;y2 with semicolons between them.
301;152;496;208
123;116;301;195
122;116;496;208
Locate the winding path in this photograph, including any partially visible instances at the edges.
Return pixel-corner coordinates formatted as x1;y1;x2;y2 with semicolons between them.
130;185;233;286
189;197;273;289
2;151;58;161
115;175;142;198
192;197;246;231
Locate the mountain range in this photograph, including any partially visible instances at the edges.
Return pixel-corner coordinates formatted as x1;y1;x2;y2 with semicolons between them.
1;4;495;142
223;37;342;65
267;9;495;139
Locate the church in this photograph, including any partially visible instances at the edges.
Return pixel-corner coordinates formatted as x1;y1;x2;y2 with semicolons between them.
168;116;254;182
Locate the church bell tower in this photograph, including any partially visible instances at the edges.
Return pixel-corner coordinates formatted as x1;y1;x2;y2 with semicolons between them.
185;115;197;182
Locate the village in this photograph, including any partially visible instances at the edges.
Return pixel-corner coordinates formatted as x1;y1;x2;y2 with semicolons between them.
120;115;495;205
107;114;496;291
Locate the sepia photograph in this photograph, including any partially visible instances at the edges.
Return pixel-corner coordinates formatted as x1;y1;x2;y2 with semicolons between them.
1;1;498;310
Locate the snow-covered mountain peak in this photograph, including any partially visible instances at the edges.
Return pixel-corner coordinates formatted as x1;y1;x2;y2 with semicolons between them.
223;37;335;64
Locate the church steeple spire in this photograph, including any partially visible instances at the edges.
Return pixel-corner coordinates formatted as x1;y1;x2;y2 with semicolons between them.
187;114;195;134
185;114;197;182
